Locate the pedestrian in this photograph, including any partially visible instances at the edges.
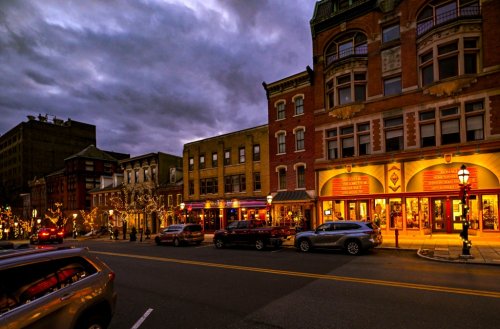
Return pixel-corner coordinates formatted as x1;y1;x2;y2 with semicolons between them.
130;226;137;241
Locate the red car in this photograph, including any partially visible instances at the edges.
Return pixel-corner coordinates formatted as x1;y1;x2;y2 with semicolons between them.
30;227;64;244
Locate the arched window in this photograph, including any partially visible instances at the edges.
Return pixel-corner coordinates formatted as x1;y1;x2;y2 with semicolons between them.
325;31;367;66
417;0;480;36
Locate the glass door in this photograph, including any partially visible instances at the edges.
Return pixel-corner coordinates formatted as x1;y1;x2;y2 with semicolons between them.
432;199;446;232
346;200;369;221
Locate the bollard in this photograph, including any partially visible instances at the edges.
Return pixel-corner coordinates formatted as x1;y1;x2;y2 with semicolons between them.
395;228;399;248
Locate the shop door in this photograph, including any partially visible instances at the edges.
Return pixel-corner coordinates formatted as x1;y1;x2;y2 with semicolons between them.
346;200;369;221
432;198;461;233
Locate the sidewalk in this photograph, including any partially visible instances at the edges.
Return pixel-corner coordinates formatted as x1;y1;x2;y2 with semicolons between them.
380;232;500;265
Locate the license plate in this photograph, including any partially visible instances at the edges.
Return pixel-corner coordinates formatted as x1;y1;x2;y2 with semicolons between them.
50;235;56;239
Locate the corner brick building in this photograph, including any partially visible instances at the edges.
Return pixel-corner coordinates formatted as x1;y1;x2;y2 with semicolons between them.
265;0;500;236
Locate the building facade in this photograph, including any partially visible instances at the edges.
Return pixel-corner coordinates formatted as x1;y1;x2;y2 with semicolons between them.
41;145;128;232
306;0;500;235
263;69;317;231
183;125;270;231
120;152;183;234
0;115;96;215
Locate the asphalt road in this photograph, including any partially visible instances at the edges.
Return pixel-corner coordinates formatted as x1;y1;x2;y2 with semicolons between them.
74;240;500;329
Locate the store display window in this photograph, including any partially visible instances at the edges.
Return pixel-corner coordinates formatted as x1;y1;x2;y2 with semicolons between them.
389;198;403;229
406;198;419;229
482;195;498;230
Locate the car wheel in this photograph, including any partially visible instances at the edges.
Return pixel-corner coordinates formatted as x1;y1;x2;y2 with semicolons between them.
345;240;362;255
173;238;180;247
298;239;312;252
214;238;224;249
255;239;265;251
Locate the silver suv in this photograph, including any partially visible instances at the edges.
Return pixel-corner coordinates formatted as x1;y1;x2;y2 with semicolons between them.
294;221;383;255
0;246;117;329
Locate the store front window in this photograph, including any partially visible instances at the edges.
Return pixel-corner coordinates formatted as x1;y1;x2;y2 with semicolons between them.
389;198;403;229
373;199;386;228
420;198;430;229
406;198;420;229
482;195;498;230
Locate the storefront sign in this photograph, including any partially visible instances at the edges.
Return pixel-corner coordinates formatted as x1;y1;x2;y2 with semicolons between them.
422;167;478;191
332;175;370;195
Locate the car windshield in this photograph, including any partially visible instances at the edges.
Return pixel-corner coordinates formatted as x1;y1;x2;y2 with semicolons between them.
165;225;183;232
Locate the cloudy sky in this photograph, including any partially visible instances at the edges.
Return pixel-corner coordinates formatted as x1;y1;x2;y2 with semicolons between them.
0;0;317;157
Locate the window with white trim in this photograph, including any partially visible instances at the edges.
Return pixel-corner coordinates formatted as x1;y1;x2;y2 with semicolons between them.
295;128;305;151
278;167;287;190
277;132;286;154
296;165;305;189
276;101;285;120
419;36;479;87
294;96;304;115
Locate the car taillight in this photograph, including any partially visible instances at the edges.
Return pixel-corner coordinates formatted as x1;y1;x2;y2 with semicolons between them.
41;232;49;237
57;231;64;236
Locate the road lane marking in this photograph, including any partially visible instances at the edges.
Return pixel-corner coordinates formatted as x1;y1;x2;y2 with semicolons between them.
131;308;153;329
93;251;500;299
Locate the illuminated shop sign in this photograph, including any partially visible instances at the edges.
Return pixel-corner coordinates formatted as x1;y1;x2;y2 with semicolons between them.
422;167;478;191
332;175;370;195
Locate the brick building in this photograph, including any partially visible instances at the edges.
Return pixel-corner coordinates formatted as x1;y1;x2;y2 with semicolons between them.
120;152;183;234
263;69;317;231
42;145;128;231
265;0;500;236
0;115;96;215
183;125;270;231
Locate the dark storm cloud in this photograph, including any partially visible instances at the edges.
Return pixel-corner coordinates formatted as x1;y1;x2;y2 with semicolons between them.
0;0;316;157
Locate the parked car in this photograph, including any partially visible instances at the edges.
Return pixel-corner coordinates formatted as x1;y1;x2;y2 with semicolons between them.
294;221;383;255
154;223;204;247
0;246;117;329
213;219;291;250
29;227;64;244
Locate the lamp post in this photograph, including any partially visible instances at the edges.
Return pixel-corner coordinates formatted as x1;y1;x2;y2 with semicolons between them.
72;213;77;239
267;194;273;226
108;210;114;240
458;164;472;257
31;209;37;232
180;202;186;223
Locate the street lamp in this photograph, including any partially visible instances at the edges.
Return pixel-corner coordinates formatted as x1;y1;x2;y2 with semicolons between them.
267;194;273;226
108;210;115;240
72;213;77;239
180;202;186;223
458;164;472;257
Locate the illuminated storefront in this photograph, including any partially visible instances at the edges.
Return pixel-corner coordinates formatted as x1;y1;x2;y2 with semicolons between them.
183;198;268;232
318;153;500;235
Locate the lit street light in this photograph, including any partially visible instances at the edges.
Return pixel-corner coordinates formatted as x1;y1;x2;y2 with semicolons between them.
72;213;77;238
180;202;187;223
267;194;273;226
458;164;472;258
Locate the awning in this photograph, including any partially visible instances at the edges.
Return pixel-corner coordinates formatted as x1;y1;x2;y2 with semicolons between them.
272;191;314;203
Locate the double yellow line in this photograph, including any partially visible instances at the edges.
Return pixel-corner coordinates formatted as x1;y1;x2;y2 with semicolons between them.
94;251;500;299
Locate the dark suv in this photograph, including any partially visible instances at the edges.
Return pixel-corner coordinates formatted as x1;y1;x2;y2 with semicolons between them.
0;247;117;329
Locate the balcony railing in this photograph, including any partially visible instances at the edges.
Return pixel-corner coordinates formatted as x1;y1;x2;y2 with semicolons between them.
417;4;481;36
326;45;368;66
